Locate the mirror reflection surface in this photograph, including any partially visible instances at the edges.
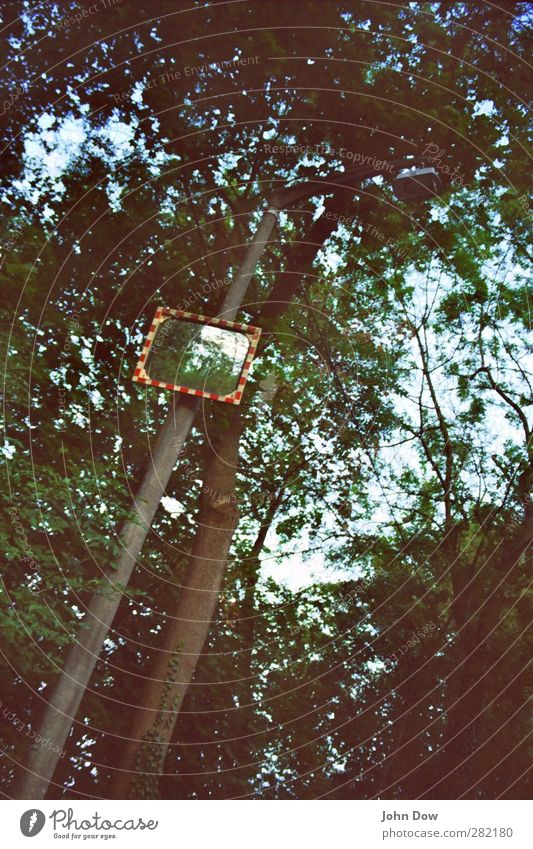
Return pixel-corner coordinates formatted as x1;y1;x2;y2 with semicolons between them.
145;317;250;395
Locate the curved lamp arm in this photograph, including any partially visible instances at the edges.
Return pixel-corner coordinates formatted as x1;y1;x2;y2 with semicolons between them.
269;155;430;210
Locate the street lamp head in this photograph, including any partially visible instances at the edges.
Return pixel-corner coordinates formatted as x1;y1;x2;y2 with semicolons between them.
392;166;443;201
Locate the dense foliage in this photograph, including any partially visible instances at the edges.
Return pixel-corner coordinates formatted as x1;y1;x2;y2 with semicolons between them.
1;0;531;799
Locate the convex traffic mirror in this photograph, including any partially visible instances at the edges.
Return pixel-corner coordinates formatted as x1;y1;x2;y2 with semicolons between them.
133;307;261;404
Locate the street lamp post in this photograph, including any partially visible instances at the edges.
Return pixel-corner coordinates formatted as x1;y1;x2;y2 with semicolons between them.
16;156;440;799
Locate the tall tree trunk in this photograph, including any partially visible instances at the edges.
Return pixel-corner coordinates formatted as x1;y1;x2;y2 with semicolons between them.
112;404;243;799
111;190;355;798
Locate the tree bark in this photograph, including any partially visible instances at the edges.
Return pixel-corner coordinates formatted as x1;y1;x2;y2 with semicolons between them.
112;404;243;799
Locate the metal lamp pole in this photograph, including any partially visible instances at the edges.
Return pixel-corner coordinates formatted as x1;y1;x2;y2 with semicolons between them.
17;156;435;799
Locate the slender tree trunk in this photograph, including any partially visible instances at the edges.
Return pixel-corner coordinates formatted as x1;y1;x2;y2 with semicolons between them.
112;404;243;799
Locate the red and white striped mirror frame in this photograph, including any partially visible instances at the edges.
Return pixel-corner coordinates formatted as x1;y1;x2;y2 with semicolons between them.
132;306;262;405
